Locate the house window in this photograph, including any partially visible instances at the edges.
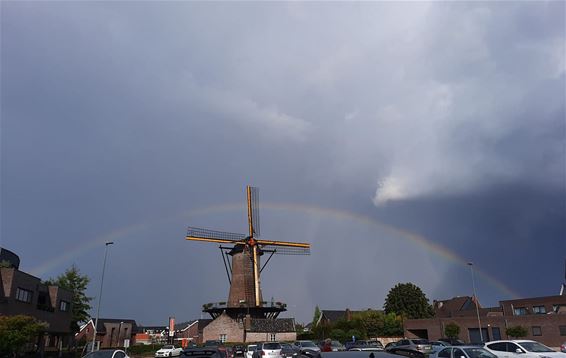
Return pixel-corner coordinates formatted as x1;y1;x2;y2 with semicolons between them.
513;307;527;316
559;326;566;336
532;306;546;314
269;334;276;342
532;326;542;336
220;334;227;343
15;288;33;303
59;300;70;312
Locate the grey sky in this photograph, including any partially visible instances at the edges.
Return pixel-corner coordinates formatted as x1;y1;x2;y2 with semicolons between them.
1;1;564;325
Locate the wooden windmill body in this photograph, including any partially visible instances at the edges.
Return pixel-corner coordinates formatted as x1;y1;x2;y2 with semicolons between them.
186;186;310;318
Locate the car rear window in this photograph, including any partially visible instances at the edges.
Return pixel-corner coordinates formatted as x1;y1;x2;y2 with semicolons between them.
413;340;429;345
263;343;281;350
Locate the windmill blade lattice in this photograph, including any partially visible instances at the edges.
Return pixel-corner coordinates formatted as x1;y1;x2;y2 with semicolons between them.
249;186;260;237
261;245;311;255
187;227;247;242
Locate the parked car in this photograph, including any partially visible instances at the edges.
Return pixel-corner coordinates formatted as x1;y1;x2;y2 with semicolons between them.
345;340;382;351
367;341;384;351
345;340;368;351
330;340;347;352
246;345;258;358
561;343;566;353
387;347;426;358
394;339;433;355
385;342;399;351
82;350;129;358
435;346;497;358
484;340;563;358
156;345;183;357
294;340;321;353
233;345;245;358
438;339;466;346
182;347;224;358
281;343;300;358
254;342;282;358
430;341;450;354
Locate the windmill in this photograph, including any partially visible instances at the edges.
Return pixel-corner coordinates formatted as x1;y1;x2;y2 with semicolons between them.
186;186;310;319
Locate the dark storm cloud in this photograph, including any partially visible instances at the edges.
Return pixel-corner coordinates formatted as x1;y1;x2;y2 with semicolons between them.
1;1;564;324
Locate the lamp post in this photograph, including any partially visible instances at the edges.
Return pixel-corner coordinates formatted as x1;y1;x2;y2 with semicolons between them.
91;241;114;352
468;262;483;342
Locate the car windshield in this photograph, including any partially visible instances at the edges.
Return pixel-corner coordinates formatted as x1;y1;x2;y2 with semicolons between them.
518;342;554;353
83;352;116;358
281;344;292;349
412;340;429;345
164;345;175;349
301;342;317;348
263;343;281;350
331;341;342;347
463;348;498;358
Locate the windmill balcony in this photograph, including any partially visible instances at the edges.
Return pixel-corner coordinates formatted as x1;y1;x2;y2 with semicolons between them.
202;301;287;310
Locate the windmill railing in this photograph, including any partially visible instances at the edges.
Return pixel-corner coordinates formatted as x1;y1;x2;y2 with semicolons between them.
202;300;287;311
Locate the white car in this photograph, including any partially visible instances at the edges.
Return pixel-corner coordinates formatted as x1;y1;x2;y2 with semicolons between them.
484;340;563;358
83;350;130;358
155;345;183;357
246;345;258;358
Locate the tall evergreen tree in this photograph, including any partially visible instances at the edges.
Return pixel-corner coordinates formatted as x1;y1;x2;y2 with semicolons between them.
312;305;321;326
383;282;434;319
46;265;92;332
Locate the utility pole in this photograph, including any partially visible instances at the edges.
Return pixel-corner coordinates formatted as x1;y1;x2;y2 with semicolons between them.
92;242;114;352
468;262;483;342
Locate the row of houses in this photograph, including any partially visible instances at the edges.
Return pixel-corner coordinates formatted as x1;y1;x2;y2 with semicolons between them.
315;294;566;348
74;314;298;348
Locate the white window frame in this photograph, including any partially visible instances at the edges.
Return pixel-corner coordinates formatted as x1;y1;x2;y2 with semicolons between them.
15;287;33;303
269;333;276;342
220;334;227;343
59;300;70;312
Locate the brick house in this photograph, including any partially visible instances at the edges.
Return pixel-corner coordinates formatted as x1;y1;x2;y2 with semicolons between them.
0;248;74;352
75;318;138;348
177;319;212;344
404;295;566;348
202;312;296;343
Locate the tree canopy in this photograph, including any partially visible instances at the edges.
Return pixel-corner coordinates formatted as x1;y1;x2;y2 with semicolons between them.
383;282;434;319
505;325;528;338
444;322;460;338
0;315;48;357
45;264;92;332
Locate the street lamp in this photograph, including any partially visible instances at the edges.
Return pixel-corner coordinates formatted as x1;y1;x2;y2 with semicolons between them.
92;241;114;352
468;262;483;342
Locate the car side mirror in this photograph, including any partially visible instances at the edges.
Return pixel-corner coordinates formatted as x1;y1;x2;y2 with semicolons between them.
515;349;522;354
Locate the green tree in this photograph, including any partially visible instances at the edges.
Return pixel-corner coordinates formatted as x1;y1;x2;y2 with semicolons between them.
329;328;347;342
383;283;434;319
444;322;460;339
506;326;528;338
0;315;48;357
357;311;384;338
381;312;403;336
46;265;92;332
312;306;321;326
346;329;364;340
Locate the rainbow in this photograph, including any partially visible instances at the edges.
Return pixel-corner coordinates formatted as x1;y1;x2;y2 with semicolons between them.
29;202;520;299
